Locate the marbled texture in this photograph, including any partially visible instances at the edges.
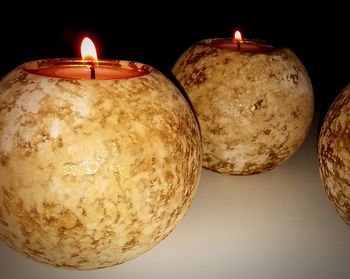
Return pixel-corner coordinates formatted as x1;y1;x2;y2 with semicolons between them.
173;40;314;174
318;84;350;225
0;60;202;269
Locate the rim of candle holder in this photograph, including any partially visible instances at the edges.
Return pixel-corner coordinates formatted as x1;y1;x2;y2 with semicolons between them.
201;38;275;53
21;58;153;78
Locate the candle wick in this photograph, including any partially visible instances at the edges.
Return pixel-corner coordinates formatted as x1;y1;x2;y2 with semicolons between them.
233;38;241;51
90;62;96;79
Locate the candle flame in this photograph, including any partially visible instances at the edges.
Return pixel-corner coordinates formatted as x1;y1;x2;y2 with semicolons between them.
81;37;98;61
233;30;243;43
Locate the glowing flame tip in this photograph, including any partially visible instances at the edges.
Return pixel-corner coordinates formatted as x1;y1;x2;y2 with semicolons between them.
233;30;243;43
81;37;97;61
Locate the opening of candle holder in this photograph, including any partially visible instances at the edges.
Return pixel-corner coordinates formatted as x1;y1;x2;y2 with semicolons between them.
203;38;274;53
23;59;152;80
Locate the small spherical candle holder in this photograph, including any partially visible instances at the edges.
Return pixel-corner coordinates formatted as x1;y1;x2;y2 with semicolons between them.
318;84;350;225
0;58;202;269
172;34;314;175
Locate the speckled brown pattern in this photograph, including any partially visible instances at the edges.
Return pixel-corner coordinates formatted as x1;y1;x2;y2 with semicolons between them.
172;39;314;175
318;84;350;225
0;59;202;269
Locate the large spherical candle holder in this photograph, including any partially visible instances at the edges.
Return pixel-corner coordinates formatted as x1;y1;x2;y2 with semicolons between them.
172;31;314;175
0;57;202;269
318;84;350;225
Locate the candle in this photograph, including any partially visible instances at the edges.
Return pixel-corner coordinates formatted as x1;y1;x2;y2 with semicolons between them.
25;37;150;80
25;59;151;79
173;29;314;175
0;37;202;269
204;30;273;53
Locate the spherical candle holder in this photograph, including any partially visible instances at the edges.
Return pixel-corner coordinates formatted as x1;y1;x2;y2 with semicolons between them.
172;32;314;175
0;58;202;269
318;84;350;225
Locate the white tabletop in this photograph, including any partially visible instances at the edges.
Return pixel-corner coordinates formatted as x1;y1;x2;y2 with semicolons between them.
1;113;350;279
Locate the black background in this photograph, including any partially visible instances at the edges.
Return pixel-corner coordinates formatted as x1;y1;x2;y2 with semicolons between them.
0;3;349;121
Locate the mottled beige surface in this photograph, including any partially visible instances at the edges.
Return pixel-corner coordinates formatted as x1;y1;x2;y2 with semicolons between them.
0;60;202;269
318;84;350;225
173;39;314;175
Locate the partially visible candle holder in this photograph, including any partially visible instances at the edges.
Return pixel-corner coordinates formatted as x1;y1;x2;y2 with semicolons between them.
172;30;314;175
318;83;350;226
